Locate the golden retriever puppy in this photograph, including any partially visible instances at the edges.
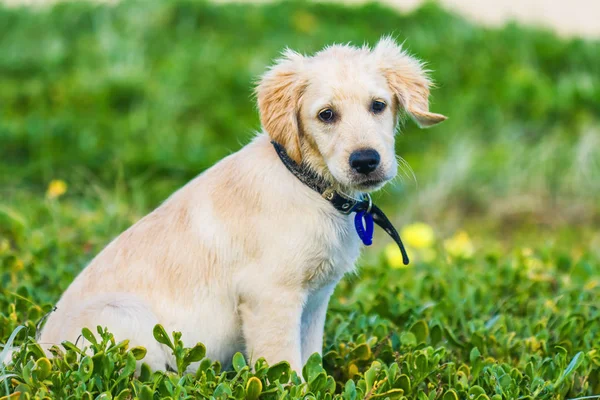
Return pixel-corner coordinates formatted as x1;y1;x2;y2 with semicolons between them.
37;37;446;373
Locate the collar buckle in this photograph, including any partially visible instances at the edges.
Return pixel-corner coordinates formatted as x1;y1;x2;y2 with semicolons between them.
322;188;336;201
324;189;358;215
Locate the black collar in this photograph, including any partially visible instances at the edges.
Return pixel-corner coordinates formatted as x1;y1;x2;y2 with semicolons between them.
272;141;409;265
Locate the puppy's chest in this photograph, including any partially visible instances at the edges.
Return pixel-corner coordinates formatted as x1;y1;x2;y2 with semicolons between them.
302;214;361;288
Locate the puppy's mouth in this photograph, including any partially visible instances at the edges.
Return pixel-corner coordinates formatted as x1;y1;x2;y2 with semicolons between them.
353;177;390;191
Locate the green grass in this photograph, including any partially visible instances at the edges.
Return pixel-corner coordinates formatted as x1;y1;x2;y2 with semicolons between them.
2;224;600;398
1;0;600;399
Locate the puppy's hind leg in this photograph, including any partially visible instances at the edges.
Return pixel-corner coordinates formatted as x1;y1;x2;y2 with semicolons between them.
39;293;173;373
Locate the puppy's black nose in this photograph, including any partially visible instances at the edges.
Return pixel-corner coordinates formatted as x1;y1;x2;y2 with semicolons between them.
349;149;380;174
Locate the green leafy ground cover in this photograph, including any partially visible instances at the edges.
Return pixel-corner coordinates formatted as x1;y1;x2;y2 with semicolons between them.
1;0;599;399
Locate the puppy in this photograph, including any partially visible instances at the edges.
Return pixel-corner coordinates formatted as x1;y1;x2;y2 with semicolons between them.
37;37;446;373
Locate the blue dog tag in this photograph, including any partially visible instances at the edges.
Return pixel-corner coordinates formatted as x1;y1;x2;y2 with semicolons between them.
354;211;374;246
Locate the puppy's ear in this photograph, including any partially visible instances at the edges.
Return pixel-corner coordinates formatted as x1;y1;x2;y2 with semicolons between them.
256;49;306;163
373;37;447;128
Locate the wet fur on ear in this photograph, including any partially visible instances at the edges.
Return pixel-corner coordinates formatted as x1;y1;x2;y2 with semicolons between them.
373;37;447;128
256;49;306;163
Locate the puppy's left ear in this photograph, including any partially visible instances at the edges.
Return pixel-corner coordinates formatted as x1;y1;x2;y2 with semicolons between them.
373;37;447;128
256;49;307;163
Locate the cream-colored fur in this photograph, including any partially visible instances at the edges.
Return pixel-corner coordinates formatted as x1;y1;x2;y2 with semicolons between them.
37;37;446;373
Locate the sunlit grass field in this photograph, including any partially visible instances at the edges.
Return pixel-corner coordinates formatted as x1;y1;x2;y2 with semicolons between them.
1;0;599;398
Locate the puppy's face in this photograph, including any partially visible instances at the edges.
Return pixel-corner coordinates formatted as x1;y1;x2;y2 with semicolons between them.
298;59;399;191
257;37;447;193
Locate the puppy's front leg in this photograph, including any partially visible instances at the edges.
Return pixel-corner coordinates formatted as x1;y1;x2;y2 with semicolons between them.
301;283;335;366
239;288;305;373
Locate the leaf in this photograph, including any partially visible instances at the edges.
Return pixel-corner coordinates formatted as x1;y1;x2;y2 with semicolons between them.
415;353;428;376
81;327;98;346
232;352;247;372
195;358;212;379
253;358;268;374
120;352;137;379
152;324;174;350
302;353;324;382
325;376;336;393
184;343;206;365
0;374;19;385
33;357;52;380
0;325;25;365
443;326;465;348
555;351;584;387
115;389;131;400
0;391;22;400
108;339;130;354
344;379;357;400
470;347;481;363
400;332;417;348
469;385;486;396
267;361;290;384
139;362;152;382
396;374;411;393
20;360;32;386
91;351;105;378
442;389;459;400
364;361;381;393
430;324;443;345
139;385;155;400
130;346;147;361
470;347;483;378
78;356;94;382
349;343;371;361
485;314;501;330
27;343;46;360
308;371;327;393
61;340;84;355
410;320;429;344
214;382;233;398
245;377;262;400
370;389;404;399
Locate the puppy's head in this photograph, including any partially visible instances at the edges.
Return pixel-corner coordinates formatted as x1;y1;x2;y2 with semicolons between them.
256;37;446;193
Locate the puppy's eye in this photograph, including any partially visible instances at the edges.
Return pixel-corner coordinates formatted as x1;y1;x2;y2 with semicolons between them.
318;109;335;122
371;100;386;114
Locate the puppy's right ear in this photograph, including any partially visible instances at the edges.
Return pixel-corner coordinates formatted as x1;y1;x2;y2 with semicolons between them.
373;37;447;128
256;49;306;163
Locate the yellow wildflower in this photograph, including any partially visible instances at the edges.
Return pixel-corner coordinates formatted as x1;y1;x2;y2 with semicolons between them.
46;179;67;199
347;363;359;378
11;258;24;272
527;270;554;283
444;231;475;259
544;299;558;313
523;255;544;272
524;336;541;352
584;279;599;291
521;247;534;257
385;242;413;269
401;222;435;249
0;238;9;254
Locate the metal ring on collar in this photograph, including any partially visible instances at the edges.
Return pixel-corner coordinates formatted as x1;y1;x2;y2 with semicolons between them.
365;193;372;213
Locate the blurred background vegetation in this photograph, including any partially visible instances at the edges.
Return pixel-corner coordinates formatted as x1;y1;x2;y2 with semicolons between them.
0;0;599;291
2;1;599;237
